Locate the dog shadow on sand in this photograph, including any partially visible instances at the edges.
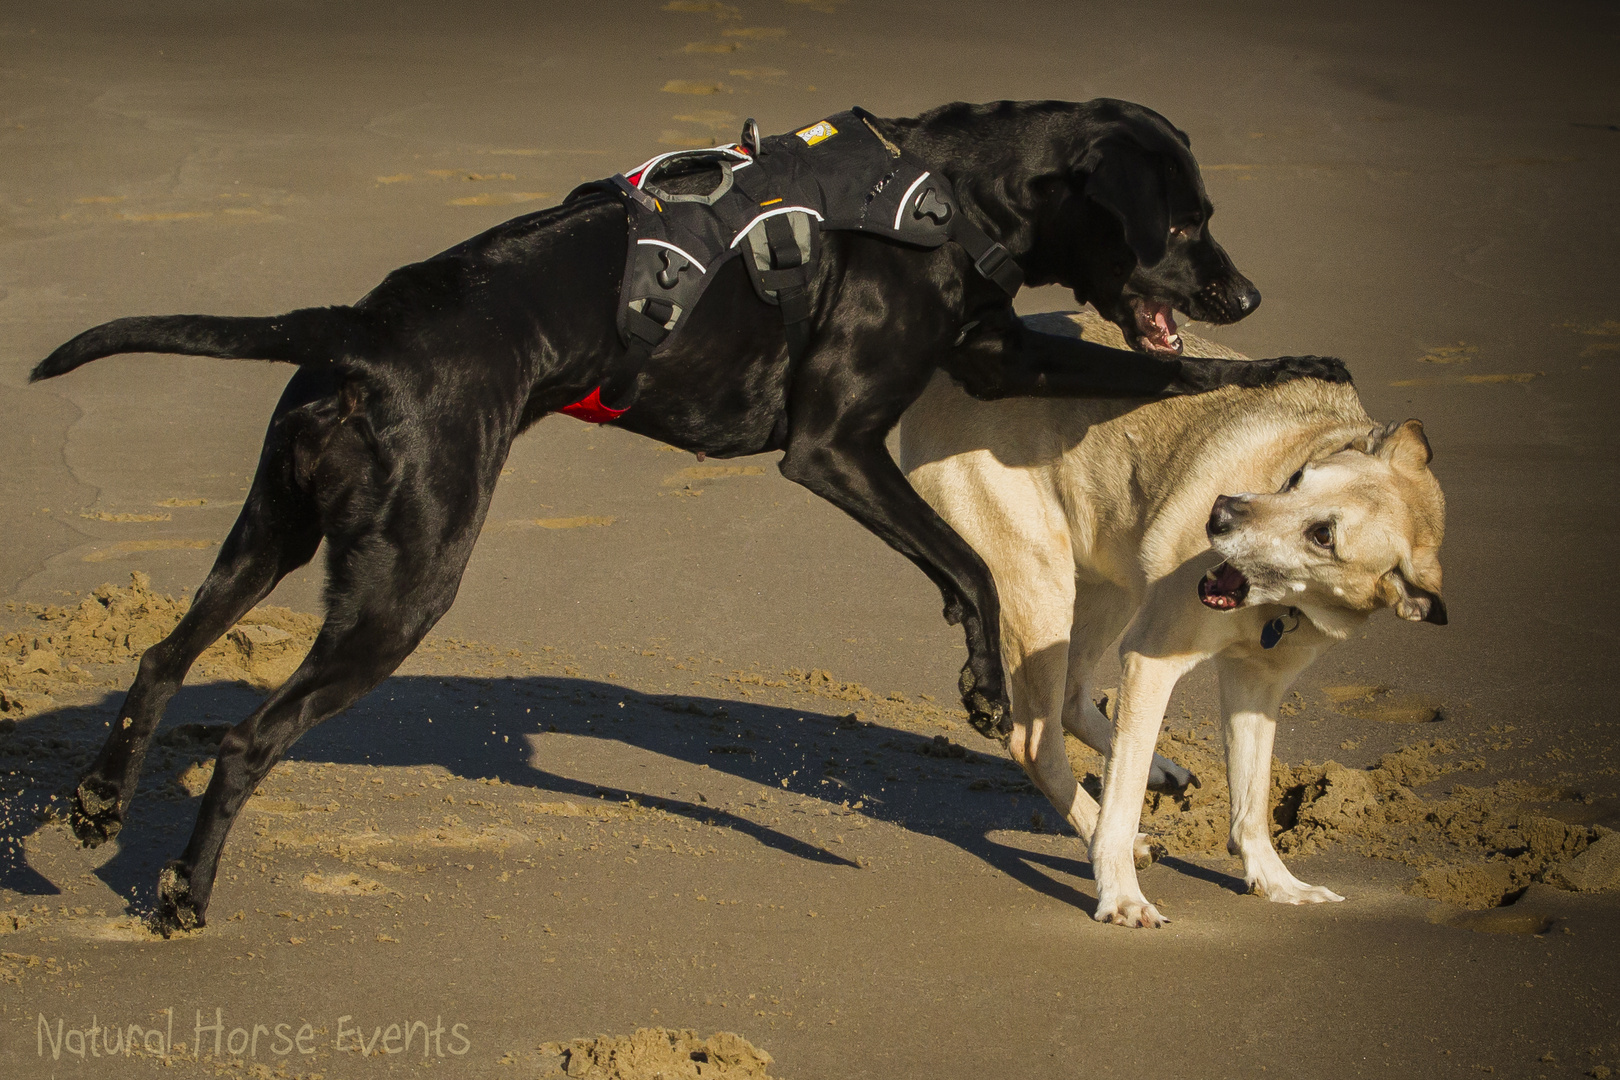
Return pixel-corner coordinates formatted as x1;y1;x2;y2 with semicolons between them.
0;670;1246;917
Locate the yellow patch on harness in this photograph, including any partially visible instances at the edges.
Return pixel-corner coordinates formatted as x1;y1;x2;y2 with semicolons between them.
795;120;837;146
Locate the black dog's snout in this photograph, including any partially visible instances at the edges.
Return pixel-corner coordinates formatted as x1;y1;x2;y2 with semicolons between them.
1207;494;1247;537
1215;273;1261;320
1187;272;1262;326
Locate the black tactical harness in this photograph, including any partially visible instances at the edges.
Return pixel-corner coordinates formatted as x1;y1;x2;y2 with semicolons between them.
560;108;1023;421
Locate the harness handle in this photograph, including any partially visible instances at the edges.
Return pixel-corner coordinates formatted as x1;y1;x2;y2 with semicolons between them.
638;147;748;206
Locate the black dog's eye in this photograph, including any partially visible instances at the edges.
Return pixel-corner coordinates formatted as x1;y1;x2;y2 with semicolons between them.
1307;522;1335;548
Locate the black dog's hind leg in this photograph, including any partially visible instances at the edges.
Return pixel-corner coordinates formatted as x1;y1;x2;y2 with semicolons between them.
154;525;476;933
69;376;328;846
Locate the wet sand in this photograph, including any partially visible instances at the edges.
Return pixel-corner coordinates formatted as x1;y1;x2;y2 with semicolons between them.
2;1;1617;1077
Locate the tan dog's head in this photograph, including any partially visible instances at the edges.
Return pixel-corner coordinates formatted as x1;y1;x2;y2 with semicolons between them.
1197;419;1447;637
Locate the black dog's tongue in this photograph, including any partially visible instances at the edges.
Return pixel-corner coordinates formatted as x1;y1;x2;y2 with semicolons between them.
1134;298;1183;354
1198;562;1249;610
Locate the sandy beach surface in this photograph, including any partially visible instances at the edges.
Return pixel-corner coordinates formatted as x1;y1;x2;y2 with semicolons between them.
1;1;1617;1077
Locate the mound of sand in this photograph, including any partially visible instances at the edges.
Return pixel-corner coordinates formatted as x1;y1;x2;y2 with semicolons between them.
0;572;320;715
1073;707;1612;909
536;1028;776;1080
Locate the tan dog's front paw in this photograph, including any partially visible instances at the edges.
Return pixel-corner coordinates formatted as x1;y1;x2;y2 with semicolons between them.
1248;877;1345;905
1094;895;1168;928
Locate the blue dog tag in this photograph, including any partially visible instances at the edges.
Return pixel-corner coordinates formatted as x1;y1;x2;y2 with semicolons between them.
1261;617;1286;649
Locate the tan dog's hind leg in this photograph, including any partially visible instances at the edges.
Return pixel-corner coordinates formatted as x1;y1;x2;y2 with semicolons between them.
1060;582;1134;757
1005;642;1102;843
1003;578;1160;865
1055;582;1157;864
1215;651;1346;905
997;561;1107;844
1090;651;1198;927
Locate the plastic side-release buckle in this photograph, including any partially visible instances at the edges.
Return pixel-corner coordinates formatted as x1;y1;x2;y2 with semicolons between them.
559;387;629;424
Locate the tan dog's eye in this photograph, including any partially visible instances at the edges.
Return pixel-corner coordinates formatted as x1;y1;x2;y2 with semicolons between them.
1285;469;1303;491
1308;523;1335;548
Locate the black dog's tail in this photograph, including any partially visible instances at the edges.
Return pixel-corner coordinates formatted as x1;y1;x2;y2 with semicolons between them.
29;306;368;383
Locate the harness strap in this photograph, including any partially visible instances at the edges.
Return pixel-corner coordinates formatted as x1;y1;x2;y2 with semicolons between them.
761;213;815;361
599;299;675;410
951;217;1024;296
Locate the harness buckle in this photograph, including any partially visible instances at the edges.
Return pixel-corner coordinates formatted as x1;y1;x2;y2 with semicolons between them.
974;242;1011;280
973;241;1025;295
610;174;661;214
625;299;675;350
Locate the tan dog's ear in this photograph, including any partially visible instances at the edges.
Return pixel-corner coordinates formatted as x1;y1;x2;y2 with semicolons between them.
1382;547;1447;625
1364;419;1433;471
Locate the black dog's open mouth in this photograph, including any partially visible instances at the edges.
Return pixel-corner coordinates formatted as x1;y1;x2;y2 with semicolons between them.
1198;562;1249;610
1130;296;1183;355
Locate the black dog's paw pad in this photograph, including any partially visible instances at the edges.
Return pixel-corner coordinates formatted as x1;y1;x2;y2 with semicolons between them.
963;693;1012;741
68;779;124;847
155;864;204;936
76;777;119;816
958;663;1012;740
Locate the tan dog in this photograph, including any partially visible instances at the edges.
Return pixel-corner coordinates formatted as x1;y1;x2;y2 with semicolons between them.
900;311;1447;927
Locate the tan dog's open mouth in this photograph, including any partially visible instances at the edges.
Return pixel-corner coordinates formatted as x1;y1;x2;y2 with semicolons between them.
1199;562;1249;610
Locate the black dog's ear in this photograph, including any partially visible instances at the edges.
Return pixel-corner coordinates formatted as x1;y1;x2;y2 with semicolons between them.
1079;141;1169;269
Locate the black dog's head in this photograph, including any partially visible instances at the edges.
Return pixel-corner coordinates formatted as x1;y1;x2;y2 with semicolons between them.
909;99;1262;356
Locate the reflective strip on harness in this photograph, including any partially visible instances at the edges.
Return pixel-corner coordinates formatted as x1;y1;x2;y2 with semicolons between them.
636;238;709;275
728;205;825;249
559;387;629;424
892;171;931;231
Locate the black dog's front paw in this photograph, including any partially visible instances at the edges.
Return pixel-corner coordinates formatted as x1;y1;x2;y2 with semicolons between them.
1266;354;1352;386
958;664;1011;741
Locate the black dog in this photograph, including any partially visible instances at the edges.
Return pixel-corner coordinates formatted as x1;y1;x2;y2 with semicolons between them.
31;99;1345;932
